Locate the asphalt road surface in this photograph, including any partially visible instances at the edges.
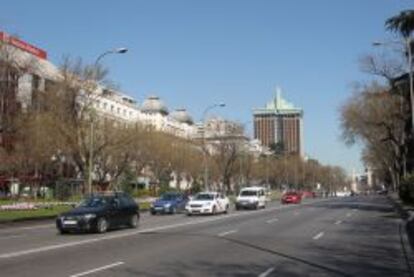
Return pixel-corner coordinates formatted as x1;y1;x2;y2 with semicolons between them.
0;196;412;277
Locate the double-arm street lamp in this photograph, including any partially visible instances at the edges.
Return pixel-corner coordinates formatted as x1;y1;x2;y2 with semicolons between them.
201;102;226;191
87;47;128;195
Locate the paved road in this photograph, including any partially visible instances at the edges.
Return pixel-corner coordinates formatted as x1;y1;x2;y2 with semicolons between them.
0;196;411;277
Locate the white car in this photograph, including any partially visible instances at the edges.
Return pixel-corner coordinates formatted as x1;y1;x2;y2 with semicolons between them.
186;192;230;215
235;186;267;210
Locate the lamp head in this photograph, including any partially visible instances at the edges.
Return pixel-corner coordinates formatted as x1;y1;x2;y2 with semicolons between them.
115;47;128;54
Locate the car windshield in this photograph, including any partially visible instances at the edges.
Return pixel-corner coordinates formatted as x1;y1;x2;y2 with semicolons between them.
240;190;258;196
194;194;214;201
79;197;109;208
160;193;179;201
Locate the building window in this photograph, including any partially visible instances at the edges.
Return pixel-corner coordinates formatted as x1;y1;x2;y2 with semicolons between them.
117;107;120;114
103;102;107;110
111;105;114;112
32;74;41;91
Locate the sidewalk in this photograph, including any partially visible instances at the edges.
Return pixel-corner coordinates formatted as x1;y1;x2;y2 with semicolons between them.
388;193;414;273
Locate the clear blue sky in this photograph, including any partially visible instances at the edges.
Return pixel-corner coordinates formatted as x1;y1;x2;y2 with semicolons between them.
1;0;412;174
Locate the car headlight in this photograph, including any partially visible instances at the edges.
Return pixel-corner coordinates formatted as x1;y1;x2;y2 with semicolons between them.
164;203;171;208
83;214;96;220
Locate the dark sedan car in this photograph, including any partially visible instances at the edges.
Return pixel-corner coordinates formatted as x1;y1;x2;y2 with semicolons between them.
150;192;189;215
56;192;139;234
281;192;302;204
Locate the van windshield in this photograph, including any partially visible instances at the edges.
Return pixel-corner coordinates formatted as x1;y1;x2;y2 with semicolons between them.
240;190;258;196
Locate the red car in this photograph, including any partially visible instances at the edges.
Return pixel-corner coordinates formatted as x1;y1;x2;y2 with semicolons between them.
281;192;302;204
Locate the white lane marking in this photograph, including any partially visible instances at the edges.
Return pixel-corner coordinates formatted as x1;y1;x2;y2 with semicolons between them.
352;209;357;211
258;267;275;277
69;261;124;277
334;220;342;225
346;213;352;217
0;198;333;259
218;229;238;237
266;218;279;224
313;232;324;240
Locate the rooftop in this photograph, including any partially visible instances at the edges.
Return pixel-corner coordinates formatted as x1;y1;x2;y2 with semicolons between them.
253;87;303;115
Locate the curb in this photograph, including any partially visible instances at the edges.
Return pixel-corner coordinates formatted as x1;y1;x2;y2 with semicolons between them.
0;208;151;227
0;215;57;225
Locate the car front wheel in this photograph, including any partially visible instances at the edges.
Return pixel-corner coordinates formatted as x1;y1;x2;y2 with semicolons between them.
96;217;108;233
58;228;68;235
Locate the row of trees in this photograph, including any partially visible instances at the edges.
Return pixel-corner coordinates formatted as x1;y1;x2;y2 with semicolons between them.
0;40;349;199
340;10;414;200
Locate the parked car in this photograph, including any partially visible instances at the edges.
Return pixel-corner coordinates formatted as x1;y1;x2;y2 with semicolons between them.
281;191;302;204
185;192;230;215
377;189;388;195
336;191;351;197
56;192;139;234
150;192;189;215
301;191;316;199
235;186;266;210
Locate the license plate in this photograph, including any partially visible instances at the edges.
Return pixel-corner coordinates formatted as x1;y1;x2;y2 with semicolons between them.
155;207;163;210
63;220;77;225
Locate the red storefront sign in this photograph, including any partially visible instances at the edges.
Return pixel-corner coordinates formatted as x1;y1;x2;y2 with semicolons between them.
0;31;47;60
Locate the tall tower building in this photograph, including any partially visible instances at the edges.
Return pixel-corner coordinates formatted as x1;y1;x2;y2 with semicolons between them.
253;87;304;156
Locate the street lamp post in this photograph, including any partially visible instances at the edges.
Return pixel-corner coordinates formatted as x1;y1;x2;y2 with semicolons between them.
87;47;128;195
373;39;412;178
239;120;252;188
201;103;225;191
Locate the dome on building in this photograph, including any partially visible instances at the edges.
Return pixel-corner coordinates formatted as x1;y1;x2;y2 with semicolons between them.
141;95;169;115
171;108;194;125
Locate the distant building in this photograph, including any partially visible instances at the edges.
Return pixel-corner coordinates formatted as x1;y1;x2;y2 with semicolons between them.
253;87;304;156
196;117;244;139
0;31;199;143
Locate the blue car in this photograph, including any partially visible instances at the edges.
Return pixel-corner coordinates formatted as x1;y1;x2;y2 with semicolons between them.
150;192;189;215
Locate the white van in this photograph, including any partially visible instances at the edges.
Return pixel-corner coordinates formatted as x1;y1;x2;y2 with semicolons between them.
235;186;266;210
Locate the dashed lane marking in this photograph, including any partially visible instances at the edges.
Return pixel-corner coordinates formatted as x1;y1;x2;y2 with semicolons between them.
69;261;124;277
266;218;279;224
258;267;275;277
218;229;238;237
313;232;324;240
